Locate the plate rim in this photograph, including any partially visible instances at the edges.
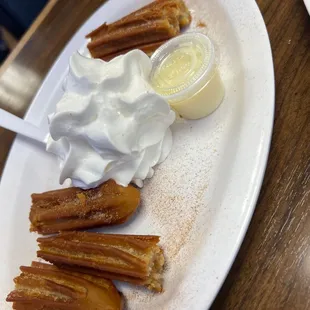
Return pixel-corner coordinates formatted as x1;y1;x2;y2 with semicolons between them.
212;0;275;300
303;0;310;14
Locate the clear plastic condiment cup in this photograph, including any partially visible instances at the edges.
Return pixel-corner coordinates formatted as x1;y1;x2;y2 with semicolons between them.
150;33;225;119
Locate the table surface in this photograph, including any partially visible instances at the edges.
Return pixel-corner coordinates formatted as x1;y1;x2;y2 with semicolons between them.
0;0;309;309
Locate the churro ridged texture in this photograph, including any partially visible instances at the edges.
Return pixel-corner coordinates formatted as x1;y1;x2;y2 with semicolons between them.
6;261;123;310
87;0;191;60
30;180;140;235
37;231;165;292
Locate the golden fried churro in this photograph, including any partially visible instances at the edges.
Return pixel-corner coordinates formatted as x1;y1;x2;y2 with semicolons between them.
88;18;178;59
87;0;191;39
37;231;165;292
87;0;191;60
6;261;123;310
30;180;140;235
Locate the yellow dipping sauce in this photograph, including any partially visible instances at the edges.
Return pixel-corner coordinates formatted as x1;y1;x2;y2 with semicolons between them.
150;33;225;119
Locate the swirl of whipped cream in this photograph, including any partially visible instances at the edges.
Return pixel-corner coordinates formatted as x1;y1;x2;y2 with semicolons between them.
47;50;175;188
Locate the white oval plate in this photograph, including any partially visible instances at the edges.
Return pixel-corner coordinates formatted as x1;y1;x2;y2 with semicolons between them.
0;0;274;309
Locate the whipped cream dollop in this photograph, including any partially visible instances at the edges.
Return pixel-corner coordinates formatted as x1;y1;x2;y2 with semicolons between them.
47;50;175;188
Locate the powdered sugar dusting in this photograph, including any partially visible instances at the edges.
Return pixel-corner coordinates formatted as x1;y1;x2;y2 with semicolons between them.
117;113;228;309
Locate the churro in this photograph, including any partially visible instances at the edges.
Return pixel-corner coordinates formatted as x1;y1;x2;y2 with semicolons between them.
30;180;140;235
37;231;165;292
